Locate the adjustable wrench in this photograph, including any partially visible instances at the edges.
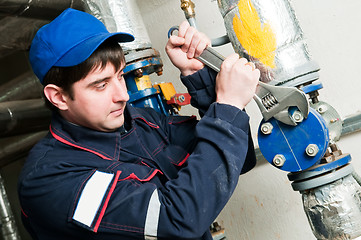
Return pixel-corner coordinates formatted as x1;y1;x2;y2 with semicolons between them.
168;26;309;125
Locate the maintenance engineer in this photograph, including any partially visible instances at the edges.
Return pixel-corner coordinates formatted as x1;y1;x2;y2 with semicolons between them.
18;8;260;240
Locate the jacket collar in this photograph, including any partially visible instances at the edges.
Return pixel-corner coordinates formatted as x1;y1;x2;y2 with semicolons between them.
49;103;145;160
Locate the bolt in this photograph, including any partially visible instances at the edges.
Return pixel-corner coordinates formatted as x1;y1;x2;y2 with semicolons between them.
305;144;319;157
273;154;286;167
292;110;304;123
134;69;143;78
260;122;273;135
156;67;163;76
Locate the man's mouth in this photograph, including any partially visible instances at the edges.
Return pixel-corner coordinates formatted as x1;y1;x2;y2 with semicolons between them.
110;108;123;116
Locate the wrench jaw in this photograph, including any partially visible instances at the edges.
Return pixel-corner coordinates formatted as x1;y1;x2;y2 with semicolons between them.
254;83;310;126
273;109;297;126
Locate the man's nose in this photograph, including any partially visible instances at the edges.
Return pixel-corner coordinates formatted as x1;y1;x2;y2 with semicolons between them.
112;78;129;102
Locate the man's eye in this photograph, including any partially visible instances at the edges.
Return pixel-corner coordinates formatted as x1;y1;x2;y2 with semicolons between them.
96;82;108;90
118;73;124;81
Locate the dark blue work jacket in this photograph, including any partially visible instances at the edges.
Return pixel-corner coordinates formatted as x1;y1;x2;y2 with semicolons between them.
18;67;256;239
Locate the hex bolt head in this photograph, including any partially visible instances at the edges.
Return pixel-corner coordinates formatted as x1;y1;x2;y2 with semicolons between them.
261;122;273;135
273;154;286;167
292;110;304;123
306;144;319;157
134;69;144;78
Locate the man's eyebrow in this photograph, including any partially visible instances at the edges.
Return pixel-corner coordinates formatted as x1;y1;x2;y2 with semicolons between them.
86;78;109;88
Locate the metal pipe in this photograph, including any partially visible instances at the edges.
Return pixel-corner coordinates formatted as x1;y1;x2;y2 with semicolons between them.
180;0;197;29
0;174;21;240
341;112;361;137
0;72;43;103
217;0;320;86
211;35;230;47
0;99;51;137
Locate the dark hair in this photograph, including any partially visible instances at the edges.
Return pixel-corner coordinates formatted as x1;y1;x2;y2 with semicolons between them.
42;38;125;111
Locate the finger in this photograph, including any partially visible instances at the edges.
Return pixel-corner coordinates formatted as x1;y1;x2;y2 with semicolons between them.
194;33;211;58
187;31;203;58
178;21;190;38
221;53;240;71
245;61;256;70
182;26;196;54
237;57;248;65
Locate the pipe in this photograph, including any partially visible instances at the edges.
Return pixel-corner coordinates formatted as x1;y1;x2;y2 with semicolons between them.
0;99;51;137
180;0;197;29
0;174;21;240
217;0;320;86
211;35;230;47
0;0;84;20
0;72;43;103
0;16;48;59
82;0;152;52
0;0;84;59
0;131;47;168
302;173;361;239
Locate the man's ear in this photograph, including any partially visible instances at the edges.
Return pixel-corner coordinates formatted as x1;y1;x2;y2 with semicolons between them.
43;84;70;110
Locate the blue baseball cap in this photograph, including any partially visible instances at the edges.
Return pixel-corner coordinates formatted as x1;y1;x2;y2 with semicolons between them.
29;8;134;84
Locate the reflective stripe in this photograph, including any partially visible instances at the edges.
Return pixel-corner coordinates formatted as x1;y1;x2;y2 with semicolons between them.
144;189;161;239
73;171;114;227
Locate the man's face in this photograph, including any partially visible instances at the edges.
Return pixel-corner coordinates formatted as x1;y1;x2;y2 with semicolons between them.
61;62;129;132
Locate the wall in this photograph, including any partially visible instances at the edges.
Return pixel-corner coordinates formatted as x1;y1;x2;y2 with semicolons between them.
136;0;361;239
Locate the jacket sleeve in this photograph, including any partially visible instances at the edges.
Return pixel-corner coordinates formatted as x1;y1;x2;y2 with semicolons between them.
180;66;257;174
68;103;252;239
156;102;252;238
180;66;217;116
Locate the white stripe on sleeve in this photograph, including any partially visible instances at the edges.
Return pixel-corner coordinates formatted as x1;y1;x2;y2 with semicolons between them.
144;189;161;240
72;171;114;227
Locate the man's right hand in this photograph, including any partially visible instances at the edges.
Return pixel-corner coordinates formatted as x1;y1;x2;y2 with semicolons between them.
215;53;260;110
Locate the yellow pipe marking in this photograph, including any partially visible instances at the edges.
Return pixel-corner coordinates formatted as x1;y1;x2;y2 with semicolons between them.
233;0;277;68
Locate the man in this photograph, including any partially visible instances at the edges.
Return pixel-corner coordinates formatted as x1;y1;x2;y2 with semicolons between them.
18;8;260;240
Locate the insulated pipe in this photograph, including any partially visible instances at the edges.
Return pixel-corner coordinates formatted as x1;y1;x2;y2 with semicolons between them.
0;16;48;59
0;0;83;58
0;0;83;20
0;72;43;103
217;0;320;86
82;0;152;52
0;131;47;167
0;99;51;137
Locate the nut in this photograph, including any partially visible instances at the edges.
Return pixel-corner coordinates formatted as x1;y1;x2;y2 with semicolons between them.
260;122;273;135
292;110;304;123
305;144;319;157
273;154;286;167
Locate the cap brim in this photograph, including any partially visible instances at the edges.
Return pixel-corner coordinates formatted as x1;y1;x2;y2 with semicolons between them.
54;32;134;67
